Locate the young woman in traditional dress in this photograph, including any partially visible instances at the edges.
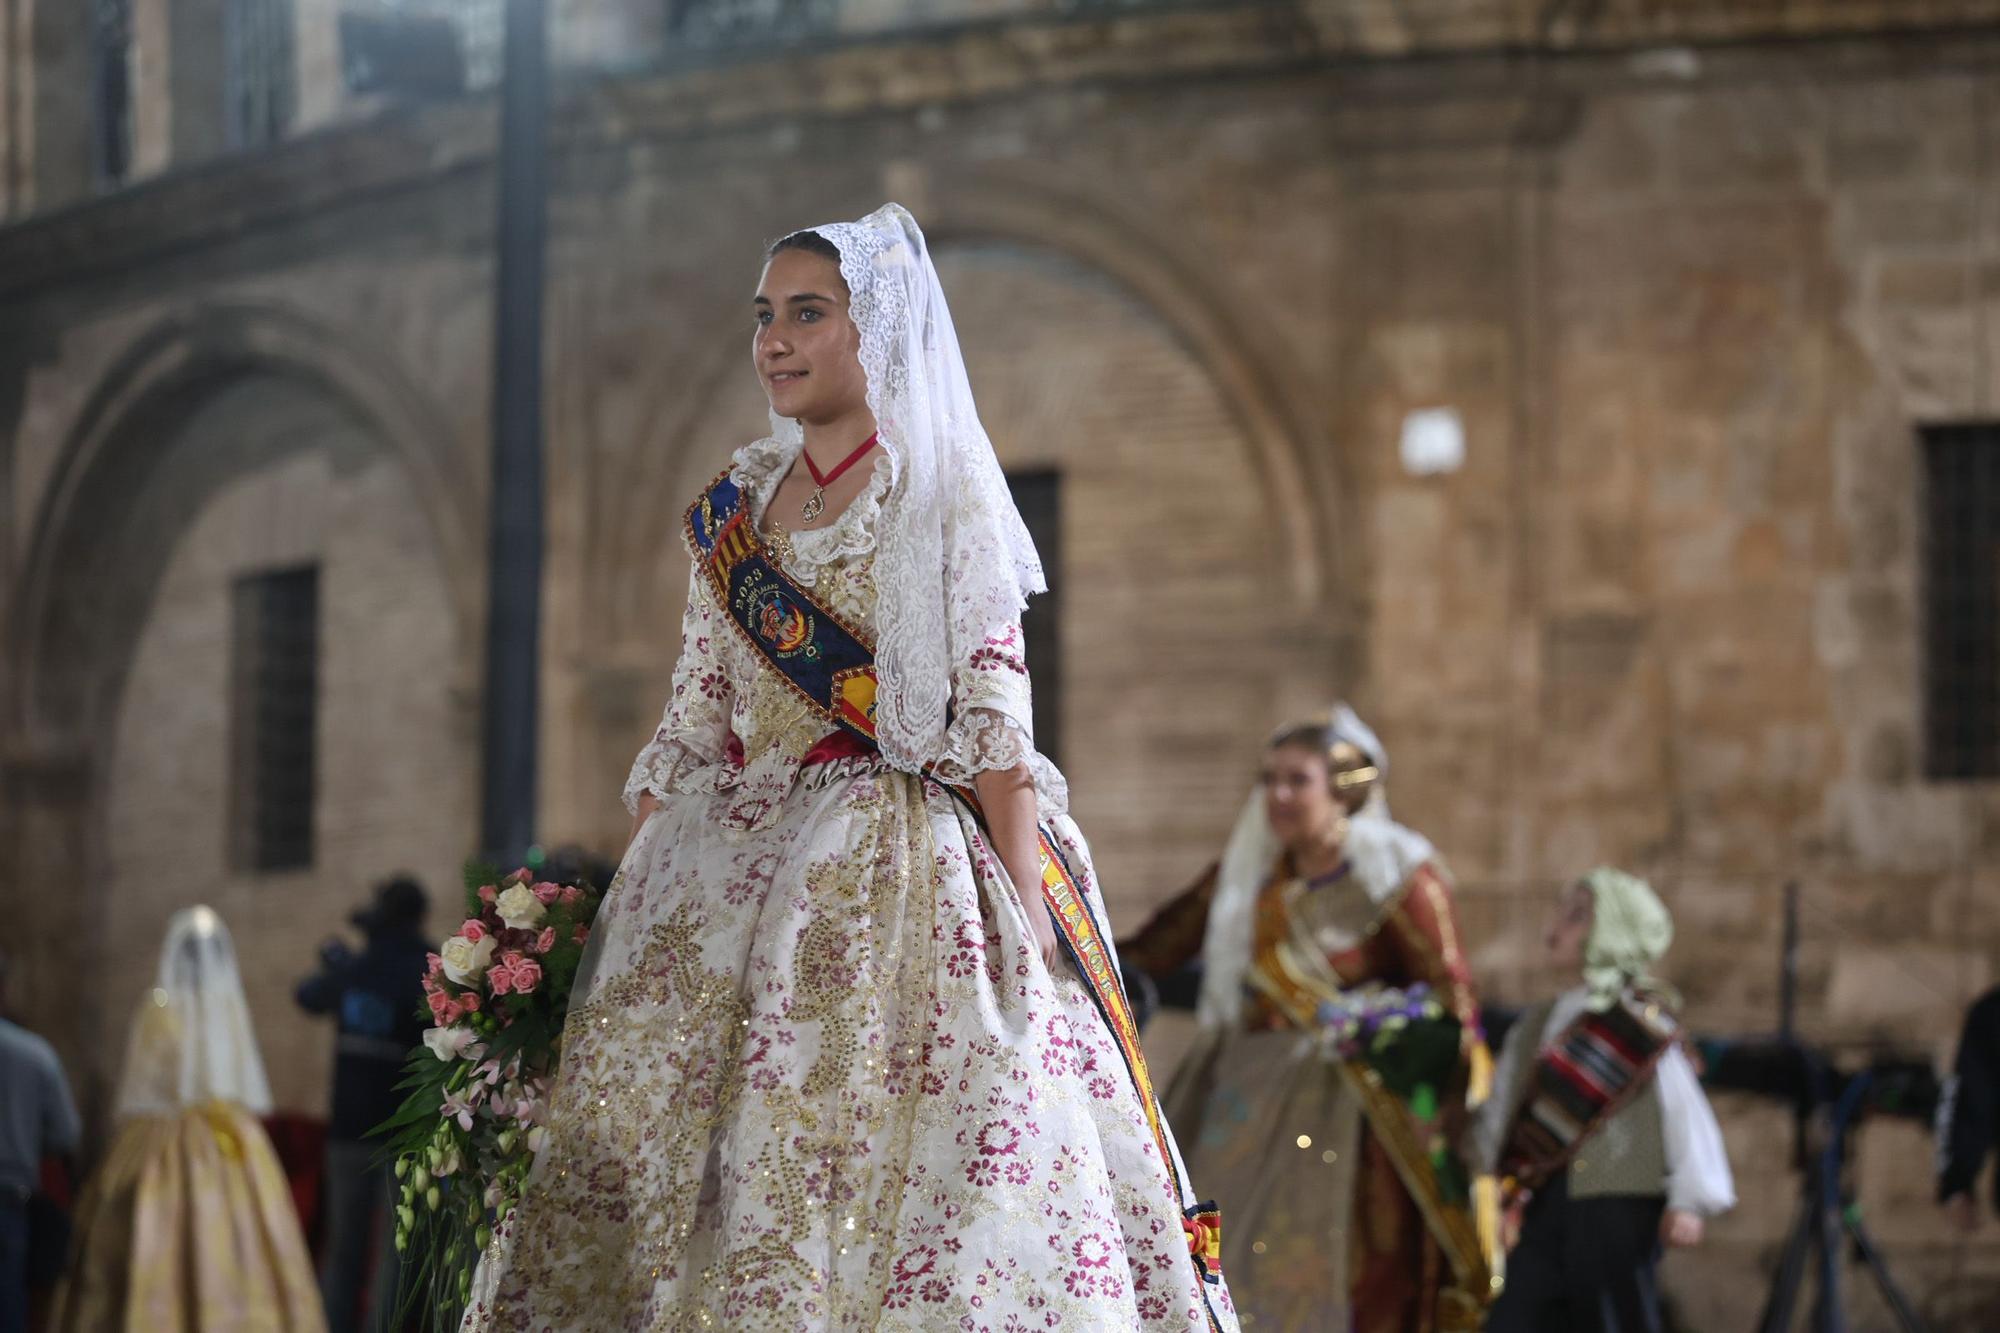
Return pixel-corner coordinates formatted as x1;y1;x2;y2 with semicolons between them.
1124;707;1499;1333
460;204;1235;1331
51;907;324;1333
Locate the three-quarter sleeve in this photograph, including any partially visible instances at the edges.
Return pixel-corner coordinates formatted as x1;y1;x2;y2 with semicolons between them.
931;618;1037;783
1384;865;1483;1038
1117;863;1221;981
1658;1043;1737;1216
622;568;737;814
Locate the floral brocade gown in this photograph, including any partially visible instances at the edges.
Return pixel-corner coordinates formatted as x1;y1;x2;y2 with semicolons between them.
463;439;1237;1332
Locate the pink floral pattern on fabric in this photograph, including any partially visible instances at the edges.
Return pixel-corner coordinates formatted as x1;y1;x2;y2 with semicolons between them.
466;445;1235;1332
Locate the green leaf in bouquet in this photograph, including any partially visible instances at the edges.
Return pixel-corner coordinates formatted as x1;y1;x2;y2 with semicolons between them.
462;860;503;915
1428;1141;1471;1207
1362;1016;1462;1102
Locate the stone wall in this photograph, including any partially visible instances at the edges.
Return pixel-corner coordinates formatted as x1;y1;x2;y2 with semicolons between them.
2;4;1999;1322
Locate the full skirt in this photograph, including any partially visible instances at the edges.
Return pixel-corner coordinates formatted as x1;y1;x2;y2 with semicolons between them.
1165;1029;1478;1333
49;1102;325;1333
465;761;1236;1331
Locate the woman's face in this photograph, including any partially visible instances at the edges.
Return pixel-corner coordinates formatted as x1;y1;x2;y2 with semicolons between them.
1545;883;1594;969
1261;743;1341;852
754;248;869;425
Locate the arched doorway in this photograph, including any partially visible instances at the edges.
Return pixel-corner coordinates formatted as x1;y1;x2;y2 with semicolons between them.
8;307;478;1117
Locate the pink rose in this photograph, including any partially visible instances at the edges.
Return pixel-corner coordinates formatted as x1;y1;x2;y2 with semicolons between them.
487;962;515;996
426;952;444;977
534;927;557;954
559;886;583;907
531;881;561;906
477;885;497;906
460;991;482;1013
572;925;590;946
460;918;488;943
509;956;544;995
427;990;454;1023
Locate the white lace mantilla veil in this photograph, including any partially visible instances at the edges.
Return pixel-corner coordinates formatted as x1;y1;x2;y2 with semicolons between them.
763;203;1046;774
113;905;274;1118
1195;704;1396;1028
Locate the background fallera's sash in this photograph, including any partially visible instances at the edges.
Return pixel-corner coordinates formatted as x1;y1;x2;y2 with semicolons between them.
1499;989;1680;1194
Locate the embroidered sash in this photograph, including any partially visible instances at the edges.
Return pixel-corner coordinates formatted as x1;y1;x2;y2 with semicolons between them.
1498;989;1679;1193
687;471;1226;1311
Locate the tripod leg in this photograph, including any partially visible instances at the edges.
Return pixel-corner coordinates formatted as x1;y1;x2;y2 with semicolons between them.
1843;1213;1931;1333
1811;1155;1845;1333
1759;1193;1818;1333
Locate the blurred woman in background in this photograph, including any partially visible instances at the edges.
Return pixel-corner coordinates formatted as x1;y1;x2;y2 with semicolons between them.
52;906;323;1332
1130;707;1498;1332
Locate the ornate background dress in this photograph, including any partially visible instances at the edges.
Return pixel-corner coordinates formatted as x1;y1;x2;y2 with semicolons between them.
1151;816;1494;1333
462;439;1237;1332
50;908;324;1333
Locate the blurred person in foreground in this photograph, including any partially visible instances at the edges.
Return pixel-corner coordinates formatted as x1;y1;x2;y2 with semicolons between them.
1938;983;2000;1233
1471;868;1734;1333
297;876;431;1332
1124;706;1499;1332
0;948;81;1333
50;906;324;1331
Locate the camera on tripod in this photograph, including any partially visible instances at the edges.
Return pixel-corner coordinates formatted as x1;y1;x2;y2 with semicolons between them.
1689;884;1940;1333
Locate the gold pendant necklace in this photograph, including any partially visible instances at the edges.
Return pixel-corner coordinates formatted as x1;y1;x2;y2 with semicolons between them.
798;432;879;527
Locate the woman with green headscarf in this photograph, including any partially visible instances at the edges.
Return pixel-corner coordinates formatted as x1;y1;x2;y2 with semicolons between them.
1470;868;1735;1333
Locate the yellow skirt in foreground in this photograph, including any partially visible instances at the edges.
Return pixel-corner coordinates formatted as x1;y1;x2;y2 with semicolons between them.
49;1101;326;1333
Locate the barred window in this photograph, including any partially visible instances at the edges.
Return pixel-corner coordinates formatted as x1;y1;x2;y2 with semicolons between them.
92;0;134;184
349;0;502;92
225;0;297;148
1007;470;1063;770
231;566;319;872
1920;425;2000;780
666;0;837;50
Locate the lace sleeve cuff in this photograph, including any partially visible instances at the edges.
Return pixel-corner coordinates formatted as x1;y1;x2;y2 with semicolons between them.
622;734;733;814
932;707;1036;783
931;709;1072;815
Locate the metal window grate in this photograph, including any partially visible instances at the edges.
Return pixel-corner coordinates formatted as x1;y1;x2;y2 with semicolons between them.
225;0;297;148
231;565;319;872
92;0;134;184
1920;425;2000;780
666;0;838;50
358;0;503;90
1007;470;1063;771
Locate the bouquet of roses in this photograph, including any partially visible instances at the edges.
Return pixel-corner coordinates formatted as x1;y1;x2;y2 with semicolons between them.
1316;982;1470;1204
376;864;604;1330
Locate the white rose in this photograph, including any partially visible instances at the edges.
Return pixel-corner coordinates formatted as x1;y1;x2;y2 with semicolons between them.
439;933;498;985
495;883;547;930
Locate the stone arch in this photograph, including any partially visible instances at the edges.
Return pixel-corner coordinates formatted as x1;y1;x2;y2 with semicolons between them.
11;300;481;753
603;168;1345;635
4;300;482;1111
592;220;1333;907
921;169;1342;614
